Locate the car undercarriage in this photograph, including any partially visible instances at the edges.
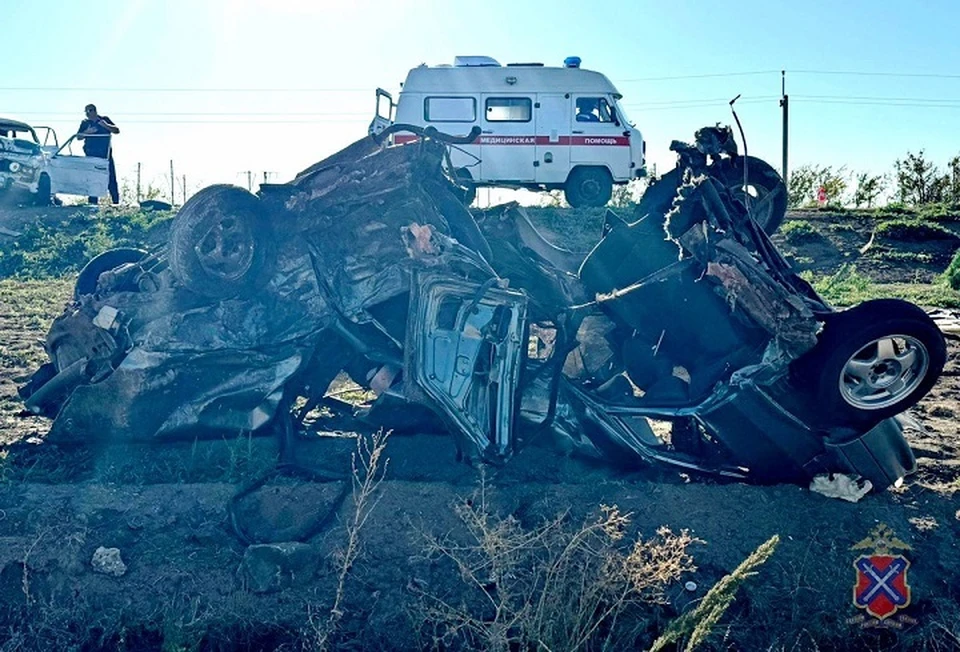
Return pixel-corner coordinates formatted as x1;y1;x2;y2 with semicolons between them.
19;125;946;492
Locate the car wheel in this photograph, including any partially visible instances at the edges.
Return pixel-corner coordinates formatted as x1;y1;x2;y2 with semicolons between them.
168;185;275;299
454;168;477;206
35;173;51;206
796;299;946;426
565;167;613;208
714;156;787;234
74;247;149;299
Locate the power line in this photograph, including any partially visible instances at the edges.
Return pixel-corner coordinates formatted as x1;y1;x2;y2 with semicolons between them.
618;70;780;82
625;95;779;107
14;96;960;122
4;68;960;93
791;69;960;80
623;98;775;111
794;94;960;103
16;98;781;116
792;99;960;109
0;86;371;93
9;111;372;117
47;119;371;124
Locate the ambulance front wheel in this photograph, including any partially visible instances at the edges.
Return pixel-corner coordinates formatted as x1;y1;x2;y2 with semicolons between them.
565;167;613;208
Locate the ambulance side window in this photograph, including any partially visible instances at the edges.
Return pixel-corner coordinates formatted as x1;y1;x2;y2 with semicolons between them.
576;97;615;123
424;97;477;122
485;97;532;122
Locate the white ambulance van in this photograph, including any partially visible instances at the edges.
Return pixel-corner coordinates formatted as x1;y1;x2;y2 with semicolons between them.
369;56;646;207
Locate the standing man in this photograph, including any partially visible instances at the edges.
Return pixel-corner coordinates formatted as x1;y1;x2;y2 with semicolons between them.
77;104;120;204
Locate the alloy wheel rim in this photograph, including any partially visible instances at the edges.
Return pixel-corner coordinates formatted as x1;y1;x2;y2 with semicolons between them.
838;335;929;409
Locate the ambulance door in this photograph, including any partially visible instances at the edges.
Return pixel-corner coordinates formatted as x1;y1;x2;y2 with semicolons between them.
571;95;631;180
479;95;536;183
534;94;571;185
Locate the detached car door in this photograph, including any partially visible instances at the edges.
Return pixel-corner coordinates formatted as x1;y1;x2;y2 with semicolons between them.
46;136;110;197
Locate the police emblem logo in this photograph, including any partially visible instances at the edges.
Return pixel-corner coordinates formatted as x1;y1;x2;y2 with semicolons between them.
851;523;912;621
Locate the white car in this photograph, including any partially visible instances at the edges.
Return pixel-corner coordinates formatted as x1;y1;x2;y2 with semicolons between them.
0;117;110;205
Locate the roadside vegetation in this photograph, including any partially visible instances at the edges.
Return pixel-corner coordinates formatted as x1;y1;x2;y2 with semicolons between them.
788;149;960;210
802;265;960;308
0;206;172;279
414;477;778;652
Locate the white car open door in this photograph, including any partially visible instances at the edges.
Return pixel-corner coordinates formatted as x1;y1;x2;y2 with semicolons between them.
368;88;394;137
45;135;110;198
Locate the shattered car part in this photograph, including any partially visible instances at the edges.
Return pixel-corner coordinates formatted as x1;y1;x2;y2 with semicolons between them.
20;124;946;491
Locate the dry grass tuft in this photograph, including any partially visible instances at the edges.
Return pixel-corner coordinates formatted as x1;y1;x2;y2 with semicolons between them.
304;429;391;651
414;475;701;651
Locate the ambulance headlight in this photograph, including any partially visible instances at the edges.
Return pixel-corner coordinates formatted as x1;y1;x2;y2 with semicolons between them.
8;161;20;173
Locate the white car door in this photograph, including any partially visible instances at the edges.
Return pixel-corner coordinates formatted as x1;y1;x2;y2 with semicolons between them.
571;96;632;180
479;95;536;183
46;136;110;197
534;94;571;185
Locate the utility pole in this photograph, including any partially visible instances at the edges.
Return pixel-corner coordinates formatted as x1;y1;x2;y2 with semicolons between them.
246;171;253;192
182;175;187;204
136;162;141;203
780;70;789;190
169;160;175;206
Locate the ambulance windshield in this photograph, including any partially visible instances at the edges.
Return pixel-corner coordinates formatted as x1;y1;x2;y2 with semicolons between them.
613;100;634;127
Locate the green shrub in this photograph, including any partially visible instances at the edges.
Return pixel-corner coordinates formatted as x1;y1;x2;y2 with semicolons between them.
945;249;960;291
802;265;874;305
780;220;821;244
874;218;957;243
875;202;912;216
802;265;960;307
917;202;960;221
0;208;173;279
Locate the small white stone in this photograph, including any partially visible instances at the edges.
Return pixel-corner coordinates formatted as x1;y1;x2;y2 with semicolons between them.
684;581;697;592
91;546;127;577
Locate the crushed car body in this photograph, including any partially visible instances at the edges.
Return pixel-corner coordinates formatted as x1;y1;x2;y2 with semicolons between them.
19;124;947;492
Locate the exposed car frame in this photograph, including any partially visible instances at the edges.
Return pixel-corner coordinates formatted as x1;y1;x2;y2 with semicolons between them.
19;124;946;493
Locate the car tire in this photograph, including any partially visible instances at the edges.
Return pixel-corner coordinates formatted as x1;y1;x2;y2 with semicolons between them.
74;247;149;299
168;184;275;299
140;199;173;211
713;156;787;234
454;168;477;206
795;299;946;427
35;173;51;207
565;167;613;208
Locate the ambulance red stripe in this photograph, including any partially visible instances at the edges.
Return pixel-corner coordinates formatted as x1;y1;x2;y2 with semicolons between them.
392;134;629;146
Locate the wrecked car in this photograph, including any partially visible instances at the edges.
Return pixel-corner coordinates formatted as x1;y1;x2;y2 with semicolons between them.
0;117;110;205
19;123;946;492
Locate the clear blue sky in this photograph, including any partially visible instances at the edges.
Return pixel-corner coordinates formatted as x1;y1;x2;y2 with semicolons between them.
4;0;959;201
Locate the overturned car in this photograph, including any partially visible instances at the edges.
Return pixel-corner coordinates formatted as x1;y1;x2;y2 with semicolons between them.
20;124;946;491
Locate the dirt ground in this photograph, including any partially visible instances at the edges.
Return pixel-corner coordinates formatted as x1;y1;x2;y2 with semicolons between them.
0;206;958;651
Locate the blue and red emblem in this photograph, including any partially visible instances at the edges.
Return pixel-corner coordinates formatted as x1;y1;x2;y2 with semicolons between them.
853;554;911;620
850;524;912;621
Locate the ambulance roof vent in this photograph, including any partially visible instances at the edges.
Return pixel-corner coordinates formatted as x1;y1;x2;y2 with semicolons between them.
454;56;501;67
564;56;582;68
